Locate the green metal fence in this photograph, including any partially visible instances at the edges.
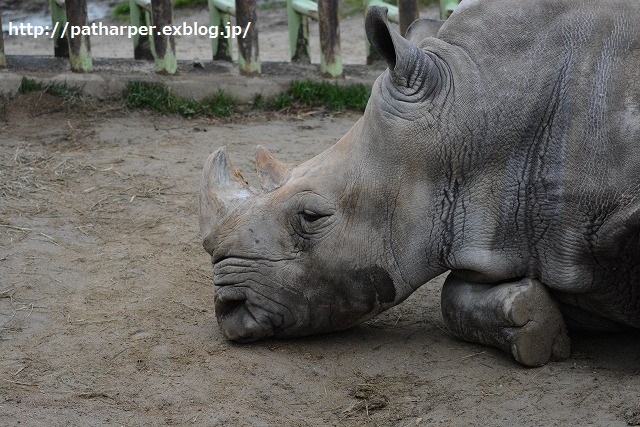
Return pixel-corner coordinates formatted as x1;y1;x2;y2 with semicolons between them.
0;0;459;75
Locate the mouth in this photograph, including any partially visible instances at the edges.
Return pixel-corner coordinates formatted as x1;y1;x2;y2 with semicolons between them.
213;283;277;342
212;257;250;320
214;286;247;320
211;257;299;341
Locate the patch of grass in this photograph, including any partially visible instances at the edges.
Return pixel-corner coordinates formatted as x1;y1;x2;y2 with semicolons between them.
201;92;237;117
124;79;370;118
250;93;266;110
19;77;84;104
171;98;203;117
271;92;294;111
112;2;130;21
124;81;173;113
258;0;286;10
124;81;236;118
274;79;370;112
173;0;208;8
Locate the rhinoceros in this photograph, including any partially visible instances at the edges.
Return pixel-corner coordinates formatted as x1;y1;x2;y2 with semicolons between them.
199;0;640;366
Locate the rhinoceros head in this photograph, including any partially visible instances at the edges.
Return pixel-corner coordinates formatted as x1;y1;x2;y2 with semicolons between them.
200;7;481;341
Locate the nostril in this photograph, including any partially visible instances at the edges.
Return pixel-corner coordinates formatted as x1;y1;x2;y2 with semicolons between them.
220;299;245;320
212;254;229;266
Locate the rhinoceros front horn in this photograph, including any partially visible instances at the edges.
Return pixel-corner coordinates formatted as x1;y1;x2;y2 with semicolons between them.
199;147;254;239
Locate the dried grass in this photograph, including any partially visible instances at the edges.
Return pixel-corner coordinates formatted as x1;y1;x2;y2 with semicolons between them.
1;130;183;241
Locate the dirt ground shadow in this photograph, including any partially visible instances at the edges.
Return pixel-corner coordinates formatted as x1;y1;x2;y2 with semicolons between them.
1;94;639;426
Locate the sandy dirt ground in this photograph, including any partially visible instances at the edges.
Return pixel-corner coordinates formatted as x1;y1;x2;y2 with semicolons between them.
1;92;640;427
1;2;640;426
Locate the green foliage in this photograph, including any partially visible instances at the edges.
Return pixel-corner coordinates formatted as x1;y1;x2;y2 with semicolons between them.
125;81;173;113
19;77;84;104
173;0;208;8
171;98;201;117
18;77;46;94
250;93;266;110
124;80;370;118
112;2;130;20
124;81;235;118
271;92;294;111
200;91;236;117
258;1;286;10
274;80;370;112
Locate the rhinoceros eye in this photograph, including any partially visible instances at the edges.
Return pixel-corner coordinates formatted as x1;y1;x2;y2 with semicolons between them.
292;196;335;238
300;210;325;223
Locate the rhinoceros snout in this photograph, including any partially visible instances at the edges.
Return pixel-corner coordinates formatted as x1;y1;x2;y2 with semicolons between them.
215;289;276;342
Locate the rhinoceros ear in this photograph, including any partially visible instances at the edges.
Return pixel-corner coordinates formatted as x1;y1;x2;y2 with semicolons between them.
255;145;293;191
199;147;253;239
366;6;441;94
405;18;444;44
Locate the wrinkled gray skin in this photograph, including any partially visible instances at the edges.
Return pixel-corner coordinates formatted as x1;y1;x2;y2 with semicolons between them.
200;0;640;366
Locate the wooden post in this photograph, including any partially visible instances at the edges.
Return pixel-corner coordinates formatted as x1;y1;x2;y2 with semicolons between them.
51;0;70;58
65;0;93;72
0;15;5;69
130;0;155;60
151;0;177;74
236;0;260;75
398;0;418;36
318;0;342;77
209;0;234;61
287;0;317;64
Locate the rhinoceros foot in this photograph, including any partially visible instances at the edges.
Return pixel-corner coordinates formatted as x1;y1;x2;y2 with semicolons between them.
441;275;570;367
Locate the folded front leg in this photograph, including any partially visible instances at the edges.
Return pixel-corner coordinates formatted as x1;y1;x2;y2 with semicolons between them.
441;275;570;366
